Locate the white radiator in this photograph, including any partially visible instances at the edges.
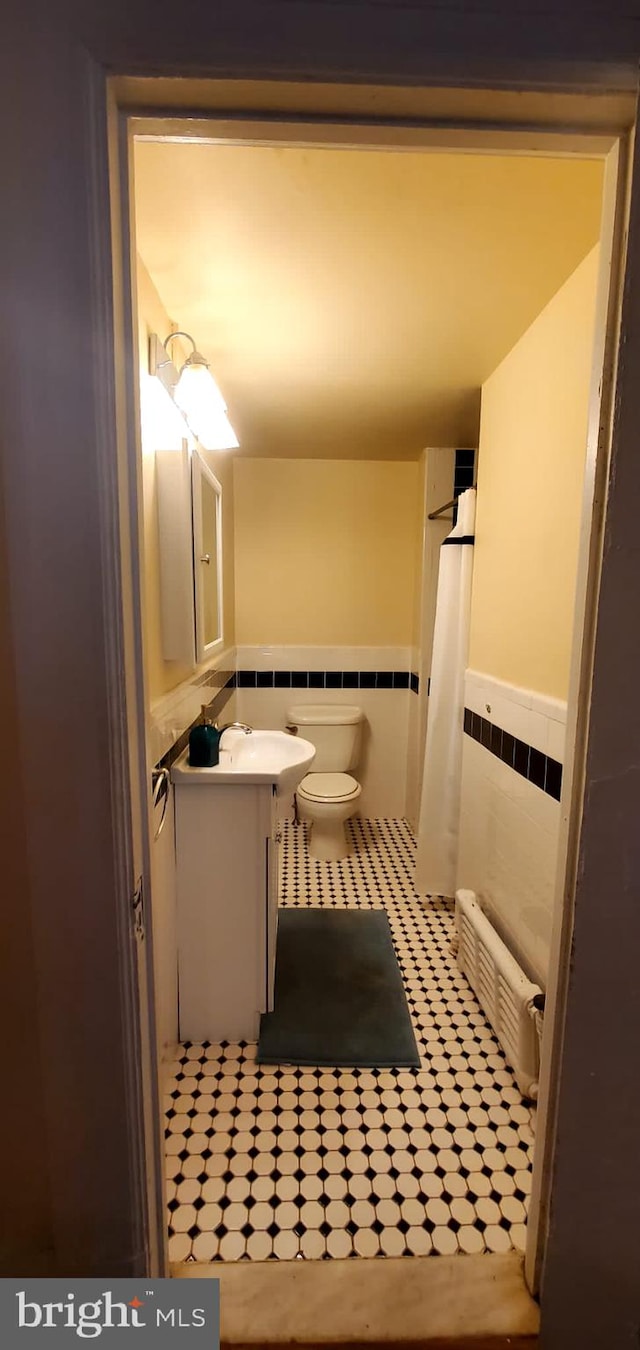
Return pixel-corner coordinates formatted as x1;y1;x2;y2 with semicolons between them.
454;889;543;1100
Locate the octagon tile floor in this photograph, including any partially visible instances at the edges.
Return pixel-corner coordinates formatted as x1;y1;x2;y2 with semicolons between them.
164;818;535;1264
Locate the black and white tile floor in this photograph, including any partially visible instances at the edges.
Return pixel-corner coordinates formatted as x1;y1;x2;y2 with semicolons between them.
164;818;534;1264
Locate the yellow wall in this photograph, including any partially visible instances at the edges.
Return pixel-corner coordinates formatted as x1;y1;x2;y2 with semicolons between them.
468;246;600;699
233;458;421;645
137;258;235;702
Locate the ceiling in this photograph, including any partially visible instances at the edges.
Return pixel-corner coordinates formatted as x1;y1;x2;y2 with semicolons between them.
133;140;603;459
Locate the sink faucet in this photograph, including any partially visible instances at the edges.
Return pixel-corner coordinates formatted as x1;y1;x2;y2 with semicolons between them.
217;721;253;741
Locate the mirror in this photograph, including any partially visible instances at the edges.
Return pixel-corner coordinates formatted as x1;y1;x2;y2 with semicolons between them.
156;444;224;666
192;450;224;661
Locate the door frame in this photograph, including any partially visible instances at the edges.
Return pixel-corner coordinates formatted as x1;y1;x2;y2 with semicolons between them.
523;132;631;1293
98;83;169;1277
109;83;634;1292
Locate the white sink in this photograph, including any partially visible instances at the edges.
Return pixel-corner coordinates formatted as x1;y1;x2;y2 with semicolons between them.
171;729;315;797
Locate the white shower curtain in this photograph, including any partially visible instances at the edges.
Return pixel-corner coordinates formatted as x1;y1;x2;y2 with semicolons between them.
415;487;476;897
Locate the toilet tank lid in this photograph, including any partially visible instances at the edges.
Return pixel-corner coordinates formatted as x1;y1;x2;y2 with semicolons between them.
287;703;362;725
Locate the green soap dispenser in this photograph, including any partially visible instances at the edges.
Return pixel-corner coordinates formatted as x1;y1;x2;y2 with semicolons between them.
188;706;222;768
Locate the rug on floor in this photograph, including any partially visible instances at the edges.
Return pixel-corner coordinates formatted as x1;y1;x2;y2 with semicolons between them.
257;907;420;1067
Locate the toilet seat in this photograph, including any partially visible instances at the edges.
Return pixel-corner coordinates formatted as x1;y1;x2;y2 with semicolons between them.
297;772;360;804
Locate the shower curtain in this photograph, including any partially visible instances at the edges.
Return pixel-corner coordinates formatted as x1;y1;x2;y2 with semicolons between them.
415;487;476;898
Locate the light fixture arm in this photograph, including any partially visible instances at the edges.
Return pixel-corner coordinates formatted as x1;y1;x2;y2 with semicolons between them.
148;329;239;451
163;331;209;371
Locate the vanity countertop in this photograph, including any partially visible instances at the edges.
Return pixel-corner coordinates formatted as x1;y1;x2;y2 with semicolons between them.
170;729;315;795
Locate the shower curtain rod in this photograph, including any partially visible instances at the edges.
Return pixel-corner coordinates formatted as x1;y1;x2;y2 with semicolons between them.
428;497;457;520
428;485;477;521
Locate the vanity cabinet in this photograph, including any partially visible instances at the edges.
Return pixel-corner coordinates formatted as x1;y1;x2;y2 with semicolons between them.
172;774;279;1043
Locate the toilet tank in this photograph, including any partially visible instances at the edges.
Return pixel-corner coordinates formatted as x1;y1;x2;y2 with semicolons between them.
286;704;362;771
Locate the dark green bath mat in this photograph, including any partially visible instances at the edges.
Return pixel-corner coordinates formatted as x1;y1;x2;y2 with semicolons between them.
257;908;420;1068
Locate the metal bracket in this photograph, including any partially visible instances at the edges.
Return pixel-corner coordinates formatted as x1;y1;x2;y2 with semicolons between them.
148;332;178;395
152;767;170;840
132;876;145;942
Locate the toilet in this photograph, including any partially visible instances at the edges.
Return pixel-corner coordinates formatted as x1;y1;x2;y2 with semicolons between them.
287;704;363;861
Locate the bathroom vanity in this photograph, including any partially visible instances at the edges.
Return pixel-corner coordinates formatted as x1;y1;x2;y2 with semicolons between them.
170;729;314;1042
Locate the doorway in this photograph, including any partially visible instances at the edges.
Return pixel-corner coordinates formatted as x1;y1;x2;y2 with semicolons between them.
111;89;629;1301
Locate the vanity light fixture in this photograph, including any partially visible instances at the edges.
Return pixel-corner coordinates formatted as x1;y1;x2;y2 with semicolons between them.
149;330;239;451
140;370;194;453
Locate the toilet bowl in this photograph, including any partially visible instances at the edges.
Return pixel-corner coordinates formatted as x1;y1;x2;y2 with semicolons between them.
296;772;362;861
287;704;363;862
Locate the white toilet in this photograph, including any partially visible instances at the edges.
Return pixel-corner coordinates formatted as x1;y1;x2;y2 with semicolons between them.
287;704;363;861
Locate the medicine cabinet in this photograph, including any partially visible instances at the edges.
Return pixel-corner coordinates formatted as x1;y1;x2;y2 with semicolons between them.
156;441;224;665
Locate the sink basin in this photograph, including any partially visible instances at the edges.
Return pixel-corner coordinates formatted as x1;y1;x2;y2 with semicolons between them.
171;729;316;797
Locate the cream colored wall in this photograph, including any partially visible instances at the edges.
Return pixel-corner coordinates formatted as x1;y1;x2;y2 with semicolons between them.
136;258;235;703
468;245;600;699
233;458;421;645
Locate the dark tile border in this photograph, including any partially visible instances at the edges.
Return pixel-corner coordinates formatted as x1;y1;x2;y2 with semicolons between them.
155;674;235;772
463;706;563;801
454;447;476;499
193;665;234;692
236;669;419;692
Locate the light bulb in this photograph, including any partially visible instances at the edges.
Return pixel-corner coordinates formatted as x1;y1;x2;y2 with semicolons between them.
140;373;194;453
174;361;239;451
